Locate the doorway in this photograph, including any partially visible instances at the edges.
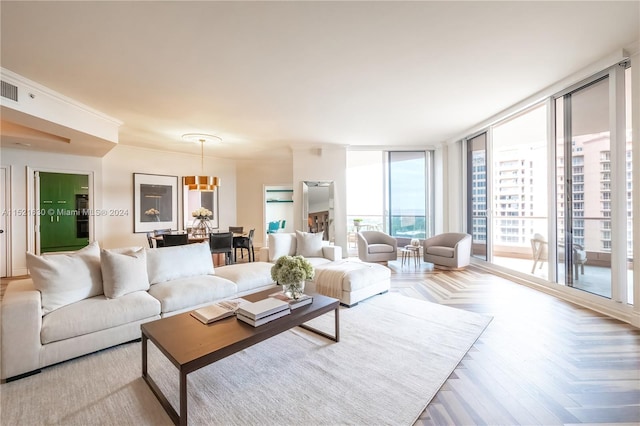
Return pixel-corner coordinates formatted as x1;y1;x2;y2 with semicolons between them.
35;171;91;254
1;166;10;277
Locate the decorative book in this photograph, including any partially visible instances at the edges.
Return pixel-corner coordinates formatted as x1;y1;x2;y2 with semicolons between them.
268;292;313;309
236;308;290;327
236;297;290;320
190;303;235;324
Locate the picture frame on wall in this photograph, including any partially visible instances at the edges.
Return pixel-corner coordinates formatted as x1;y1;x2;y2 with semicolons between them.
133;173;178;233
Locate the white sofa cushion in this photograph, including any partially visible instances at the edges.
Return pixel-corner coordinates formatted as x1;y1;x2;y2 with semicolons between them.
41;291;160;344
146;242;214;285
268;233;297;261
101;248;150;298
295;231;323;257
147;275;236;314
26;242;103;315
214;262;275;294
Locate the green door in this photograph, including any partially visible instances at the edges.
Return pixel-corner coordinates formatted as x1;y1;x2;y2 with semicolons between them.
39;172;90;253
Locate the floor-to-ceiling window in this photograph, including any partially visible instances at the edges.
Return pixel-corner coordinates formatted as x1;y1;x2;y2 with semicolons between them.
346;151;385;251
346;150;434;252
465;63;633;306
555;76;613;297
387;151;432;239
467;133;488;260
492;103;548;272
625;66;634;303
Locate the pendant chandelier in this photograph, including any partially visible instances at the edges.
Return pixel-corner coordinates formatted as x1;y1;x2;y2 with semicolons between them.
182;133;221;191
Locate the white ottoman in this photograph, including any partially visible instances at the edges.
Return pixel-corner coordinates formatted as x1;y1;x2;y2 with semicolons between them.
310;261;391;307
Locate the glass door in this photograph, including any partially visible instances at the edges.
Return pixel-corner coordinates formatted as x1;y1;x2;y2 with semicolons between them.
555;77;612;296
467;133;488;260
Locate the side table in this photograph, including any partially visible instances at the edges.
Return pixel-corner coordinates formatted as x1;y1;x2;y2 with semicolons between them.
401;245;421;268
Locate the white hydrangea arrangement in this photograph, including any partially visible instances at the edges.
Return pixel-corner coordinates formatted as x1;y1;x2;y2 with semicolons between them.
270;255;315;286
191;207;213;219
145;208;160;215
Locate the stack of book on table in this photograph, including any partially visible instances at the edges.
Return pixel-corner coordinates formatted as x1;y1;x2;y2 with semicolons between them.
190;298;247;324
236;298;291;327
268;292;313;309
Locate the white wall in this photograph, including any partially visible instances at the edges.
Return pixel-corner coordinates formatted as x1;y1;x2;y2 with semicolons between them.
0;144;237;275
0;147;103;275
292;146;347;256
101;145;236;249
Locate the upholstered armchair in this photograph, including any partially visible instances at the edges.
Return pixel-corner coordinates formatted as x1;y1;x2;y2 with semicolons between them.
423;233;472;269
357;231;398;263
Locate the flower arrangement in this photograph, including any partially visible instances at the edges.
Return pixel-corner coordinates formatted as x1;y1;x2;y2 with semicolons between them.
191;207;213;219
145;208;160;215
271;255;314;299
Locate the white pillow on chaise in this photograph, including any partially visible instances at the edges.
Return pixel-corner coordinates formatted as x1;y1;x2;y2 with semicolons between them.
295;230;323;258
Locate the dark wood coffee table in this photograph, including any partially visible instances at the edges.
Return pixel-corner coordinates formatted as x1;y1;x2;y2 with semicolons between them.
141;289;340;425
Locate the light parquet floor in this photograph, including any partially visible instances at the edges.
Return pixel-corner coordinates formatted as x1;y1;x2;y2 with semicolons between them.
384;260;640;426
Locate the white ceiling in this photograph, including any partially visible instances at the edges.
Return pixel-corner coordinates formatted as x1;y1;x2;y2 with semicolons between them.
1;1;638;160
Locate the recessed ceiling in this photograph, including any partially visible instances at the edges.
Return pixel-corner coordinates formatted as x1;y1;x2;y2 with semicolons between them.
1;1;638;159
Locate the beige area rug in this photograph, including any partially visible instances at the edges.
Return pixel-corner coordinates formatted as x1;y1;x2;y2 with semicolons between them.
0;293;491;425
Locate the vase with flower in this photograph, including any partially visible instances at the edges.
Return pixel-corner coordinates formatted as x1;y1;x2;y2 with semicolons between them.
191;207;213;237
270;255;315;299
145;208;160;222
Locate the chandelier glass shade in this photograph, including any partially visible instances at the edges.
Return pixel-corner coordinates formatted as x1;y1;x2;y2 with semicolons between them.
182;133;221;191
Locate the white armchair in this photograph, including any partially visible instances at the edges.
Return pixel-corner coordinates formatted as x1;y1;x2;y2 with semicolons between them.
423;233;472;269
357;231;398;263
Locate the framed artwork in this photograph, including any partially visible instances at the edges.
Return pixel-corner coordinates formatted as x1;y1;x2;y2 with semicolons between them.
133;173;178;233
183;178;219;230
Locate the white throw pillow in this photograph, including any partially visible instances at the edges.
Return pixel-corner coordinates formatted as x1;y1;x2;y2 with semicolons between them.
295;230;323;258
268;233;297;261
146;242;214;285
101;248;150;298
27;242;103;315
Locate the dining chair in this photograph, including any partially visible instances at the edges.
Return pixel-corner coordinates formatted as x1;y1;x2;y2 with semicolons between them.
153;229;172;248
209;232;234;265
146;232;155;248
233;229;255;262
267;221;280;234
162;233;189;247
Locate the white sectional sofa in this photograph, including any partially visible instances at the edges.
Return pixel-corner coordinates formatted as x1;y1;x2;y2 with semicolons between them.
1;241;276;381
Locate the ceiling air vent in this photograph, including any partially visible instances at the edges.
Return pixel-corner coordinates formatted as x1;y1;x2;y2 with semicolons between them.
1;80;19;102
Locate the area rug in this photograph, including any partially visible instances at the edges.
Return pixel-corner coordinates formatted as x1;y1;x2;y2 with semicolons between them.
0;293;491;425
